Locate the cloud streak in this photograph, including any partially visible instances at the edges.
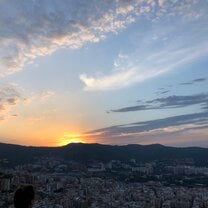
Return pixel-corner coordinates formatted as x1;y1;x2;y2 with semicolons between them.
80;40;208;91
85;111;208;144
180;77;207;85
110;93;208;113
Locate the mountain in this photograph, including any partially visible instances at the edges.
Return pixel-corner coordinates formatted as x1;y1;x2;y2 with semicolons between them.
0;142;208;166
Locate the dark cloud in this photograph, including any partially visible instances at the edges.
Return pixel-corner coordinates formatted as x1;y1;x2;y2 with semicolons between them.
88;112;208;138
112;104;152;112
180;77;207;85
155;90;170;95
111;93;208;113
152;94;208;108
161;90;169;94
193;78;207;82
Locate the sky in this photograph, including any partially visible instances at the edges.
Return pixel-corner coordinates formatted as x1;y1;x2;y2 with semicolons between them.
0;0;207;147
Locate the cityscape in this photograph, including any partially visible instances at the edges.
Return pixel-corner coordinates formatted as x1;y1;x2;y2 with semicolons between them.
1;143;208;208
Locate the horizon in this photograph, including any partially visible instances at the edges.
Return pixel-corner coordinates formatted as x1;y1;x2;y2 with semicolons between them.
0;141;207;149
0;0;208;147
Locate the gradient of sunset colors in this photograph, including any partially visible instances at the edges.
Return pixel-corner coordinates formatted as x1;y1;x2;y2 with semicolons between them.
0;0;208;147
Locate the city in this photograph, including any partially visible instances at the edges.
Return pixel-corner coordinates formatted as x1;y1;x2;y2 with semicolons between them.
1;155;208;208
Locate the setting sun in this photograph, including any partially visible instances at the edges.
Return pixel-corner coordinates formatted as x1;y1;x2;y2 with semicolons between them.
58;133;85;146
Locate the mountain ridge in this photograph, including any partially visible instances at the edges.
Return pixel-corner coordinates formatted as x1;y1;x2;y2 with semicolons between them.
0;142;208;166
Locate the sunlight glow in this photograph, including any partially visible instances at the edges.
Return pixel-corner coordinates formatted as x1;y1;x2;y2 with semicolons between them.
58;133;85;146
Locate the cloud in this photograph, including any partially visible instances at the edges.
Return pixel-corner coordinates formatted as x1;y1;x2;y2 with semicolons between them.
158;0;166;8
86;111;208;143
180;77;207;85
80;33;208;91
0;83;56;121
23;90;56;105
0;0;205;76
193;78;207;82
155;89;169;95
80;68;141;91
81;46;207;90
79;0;208;91
0;0;160;75
40;91;55;100
0;86;60;130
0;84;22;120
160;90;169;94
110;93;208;112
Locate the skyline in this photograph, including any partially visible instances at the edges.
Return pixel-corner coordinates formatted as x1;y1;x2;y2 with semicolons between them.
0;0;208;147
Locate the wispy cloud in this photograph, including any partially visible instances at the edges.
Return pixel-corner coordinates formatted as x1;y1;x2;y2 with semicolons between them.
81;42;208;91
23;90;56;105
79;1;208;91
40;91;55;100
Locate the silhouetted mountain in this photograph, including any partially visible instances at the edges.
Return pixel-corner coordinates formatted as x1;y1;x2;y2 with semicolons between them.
0;142;208;166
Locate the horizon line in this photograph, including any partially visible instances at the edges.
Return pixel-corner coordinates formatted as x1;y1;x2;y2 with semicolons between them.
0;141;206;149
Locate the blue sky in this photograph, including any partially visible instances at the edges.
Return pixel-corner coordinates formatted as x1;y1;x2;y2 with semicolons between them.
0;0;207;146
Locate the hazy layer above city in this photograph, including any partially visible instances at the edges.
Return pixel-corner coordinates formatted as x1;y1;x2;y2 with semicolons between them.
0;0;207;147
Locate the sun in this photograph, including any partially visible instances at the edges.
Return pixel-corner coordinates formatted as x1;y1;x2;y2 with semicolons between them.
58;132;85;146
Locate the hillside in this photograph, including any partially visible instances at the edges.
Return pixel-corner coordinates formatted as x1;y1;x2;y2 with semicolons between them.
0;142;208;166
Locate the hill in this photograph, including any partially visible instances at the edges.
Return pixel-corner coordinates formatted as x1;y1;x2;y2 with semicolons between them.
0;142;208;166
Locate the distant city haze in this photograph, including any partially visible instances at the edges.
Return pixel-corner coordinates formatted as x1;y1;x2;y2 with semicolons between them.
0;0;207;147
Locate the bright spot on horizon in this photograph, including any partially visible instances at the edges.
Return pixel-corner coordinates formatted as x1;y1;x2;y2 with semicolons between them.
58;133;86;146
